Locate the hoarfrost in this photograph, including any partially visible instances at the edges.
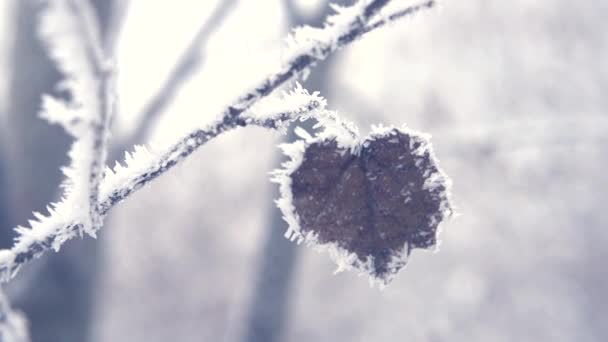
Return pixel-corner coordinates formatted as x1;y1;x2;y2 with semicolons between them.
0;0;113;282
243;83;328;132
37;0;113;237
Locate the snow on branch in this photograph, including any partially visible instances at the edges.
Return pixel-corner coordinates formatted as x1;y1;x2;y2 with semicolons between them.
0;288;30;342
0;0;436;282
37;0;115;237
283;0;435;77
243;83;359;145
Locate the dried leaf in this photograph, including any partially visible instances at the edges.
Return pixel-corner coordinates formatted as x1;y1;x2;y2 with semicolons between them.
274;126;452;286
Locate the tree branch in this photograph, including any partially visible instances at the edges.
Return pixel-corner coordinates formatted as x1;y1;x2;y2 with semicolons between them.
69;0;116;234
0;88;325;281
38;0;115;236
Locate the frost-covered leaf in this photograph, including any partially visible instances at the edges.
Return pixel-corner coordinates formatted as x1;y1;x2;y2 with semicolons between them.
273;125;452;286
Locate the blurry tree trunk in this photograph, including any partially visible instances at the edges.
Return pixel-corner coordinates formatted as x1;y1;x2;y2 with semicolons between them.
2;1;118;341
241;2;352;342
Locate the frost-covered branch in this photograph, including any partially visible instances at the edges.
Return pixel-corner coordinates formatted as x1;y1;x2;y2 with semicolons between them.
0;0;435;282
100;87;329;212
0;289;30;342
0;88;324;282
38;0;115;236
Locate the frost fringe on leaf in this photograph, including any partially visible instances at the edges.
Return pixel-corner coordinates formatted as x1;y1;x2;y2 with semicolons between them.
271;124;452;287
0;288;30;342
0;0;438;282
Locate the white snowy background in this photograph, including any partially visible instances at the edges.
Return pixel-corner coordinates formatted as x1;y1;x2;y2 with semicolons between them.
1;0;607;342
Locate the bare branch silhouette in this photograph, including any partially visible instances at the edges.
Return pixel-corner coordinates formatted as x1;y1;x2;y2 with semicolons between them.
114;0;239;155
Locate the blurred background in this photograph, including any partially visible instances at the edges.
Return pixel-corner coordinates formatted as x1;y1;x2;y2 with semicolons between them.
1;0;607;341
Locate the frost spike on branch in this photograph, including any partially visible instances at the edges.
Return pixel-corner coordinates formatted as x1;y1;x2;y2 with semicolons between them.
0;0;436;282
37;0;115;237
